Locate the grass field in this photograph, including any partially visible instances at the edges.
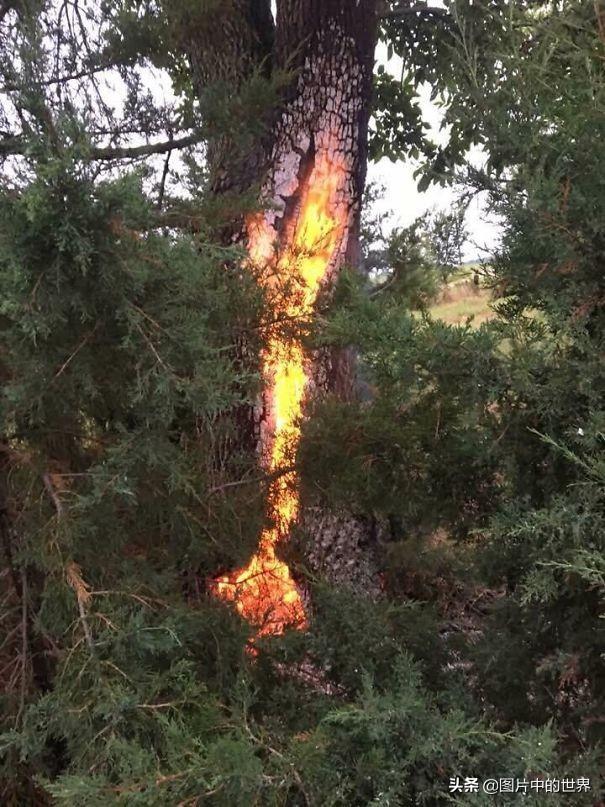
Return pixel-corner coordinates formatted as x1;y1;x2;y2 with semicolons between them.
429;280;494;326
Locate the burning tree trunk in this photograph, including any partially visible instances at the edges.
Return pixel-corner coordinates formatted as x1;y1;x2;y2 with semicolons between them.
184;0;380;637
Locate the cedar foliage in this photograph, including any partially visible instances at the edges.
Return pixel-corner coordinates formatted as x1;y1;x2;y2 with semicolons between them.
0;1;604;805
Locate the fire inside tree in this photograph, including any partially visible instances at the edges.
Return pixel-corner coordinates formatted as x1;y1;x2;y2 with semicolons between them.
189;1;379;636
212;149;348;636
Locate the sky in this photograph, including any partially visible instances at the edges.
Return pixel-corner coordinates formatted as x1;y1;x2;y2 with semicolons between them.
368;45;502;262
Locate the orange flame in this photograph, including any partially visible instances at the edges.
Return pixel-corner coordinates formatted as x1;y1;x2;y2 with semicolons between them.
212;152;346;638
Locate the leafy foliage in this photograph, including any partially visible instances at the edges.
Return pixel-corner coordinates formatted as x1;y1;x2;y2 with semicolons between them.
1;1;604;805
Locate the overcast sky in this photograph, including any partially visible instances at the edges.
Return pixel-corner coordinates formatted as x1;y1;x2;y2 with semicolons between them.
369;43;502;262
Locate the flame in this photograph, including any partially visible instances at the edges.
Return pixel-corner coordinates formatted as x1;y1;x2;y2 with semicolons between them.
212;153;346;638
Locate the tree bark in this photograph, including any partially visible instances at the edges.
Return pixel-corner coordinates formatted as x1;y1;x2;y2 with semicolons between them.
185;0;381;597
182;0;276;197
259;1;382;594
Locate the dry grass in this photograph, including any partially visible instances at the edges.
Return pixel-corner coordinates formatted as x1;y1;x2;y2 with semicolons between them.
430;280;493;326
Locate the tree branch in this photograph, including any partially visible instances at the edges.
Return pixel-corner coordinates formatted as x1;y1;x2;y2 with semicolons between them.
0;132;203;161
86;132;204;161
42;473;63;519
1;60;123;93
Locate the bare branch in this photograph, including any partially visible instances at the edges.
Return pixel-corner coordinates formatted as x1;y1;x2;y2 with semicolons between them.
0;132;203;161
90;133;203;161
42;473;63;519
1;60;122;93
53;324;99;380
156;149;171;209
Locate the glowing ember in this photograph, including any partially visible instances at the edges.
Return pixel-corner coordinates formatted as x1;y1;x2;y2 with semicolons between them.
212;153;346;638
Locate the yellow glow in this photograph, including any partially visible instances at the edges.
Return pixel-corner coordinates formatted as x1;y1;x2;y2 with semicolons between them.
212;153;346;638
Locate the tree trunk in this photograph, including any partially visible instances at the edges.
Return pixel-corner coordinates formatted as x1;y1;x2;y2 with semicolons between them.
257;1;381;597
185;1;381;633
